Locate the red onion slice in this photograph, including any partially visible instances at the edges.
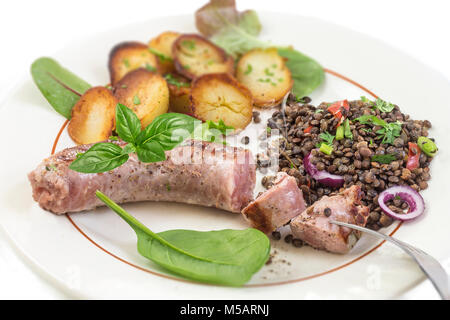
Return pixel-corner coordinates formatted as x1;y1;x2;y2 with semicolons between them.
378;185;425;221
303;153;344;188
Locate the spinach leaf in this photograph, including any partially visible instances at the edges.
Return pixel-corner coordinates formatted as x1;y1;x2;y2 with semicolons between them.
69;143;129;173
115;103;141;144
96;191;270;286
136;113;197;149
277;47;325;98
31;57;91;119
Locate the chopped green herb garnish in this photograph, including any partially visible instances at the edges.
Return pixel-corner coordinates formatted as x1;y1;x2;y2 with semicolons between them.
105;84;112;90
266;127;272;133
182;40;196;50
264;68;274;76
319;143;333;155
371;154;397;164
278;78;284;82
271;64;277;68
343;119;353;140
354;115;402;145
123;59;130;68
164;74;190;88
166;183;171;191
336;125;344;141
183;65;190;70
148;48;172;62
145;63;156;72
121;84;128;89
374;98;395;113
45;164;58;171
319;131;335;146
244;64;253;75
360;96;373;105
133;95;141;105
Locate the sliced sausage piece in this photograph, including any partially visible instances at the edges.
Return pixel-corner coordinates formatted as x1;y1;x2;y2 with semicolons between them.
28;140;256;214
242;172;306;234
290;185;369;254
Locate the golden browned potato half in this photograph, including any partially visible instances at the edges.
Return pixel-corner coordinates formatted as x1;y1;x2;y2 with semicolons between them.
68;86;117;144
166;73;192;114
113;68;169;128
172;34;234;80
148;31;180;74
190;73;253;129
236;48;293;107
108;41;159;85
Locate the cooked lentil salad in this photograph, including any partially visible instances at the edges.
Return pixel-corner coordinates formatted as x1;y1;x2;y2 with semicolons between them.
260;94;437;232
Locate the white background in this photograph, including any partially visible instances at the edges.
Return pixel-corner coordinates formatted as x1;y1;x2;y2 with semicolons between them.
0;0;449;299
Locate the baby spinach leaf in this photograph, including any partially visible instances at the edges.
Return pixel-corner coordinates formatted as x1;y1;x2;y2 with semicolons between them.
69;143;129;173
277;47;325;98
136;113;197;149
115;103;141;144
31;57;91;119
96;191;270;286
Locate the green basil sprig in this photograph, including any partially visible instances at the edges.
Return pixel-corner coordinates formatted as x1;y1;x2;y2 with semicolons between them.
69;104;197;173
96;190;270;286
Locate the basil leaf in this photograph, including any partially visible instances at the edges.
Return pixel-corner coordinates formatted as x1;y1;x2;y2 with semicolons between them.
136;113;197;149
115;103;141;144
136;141;166;163
31;57;91;119
96;191;270;286
277;47;325;98
69;143;128;173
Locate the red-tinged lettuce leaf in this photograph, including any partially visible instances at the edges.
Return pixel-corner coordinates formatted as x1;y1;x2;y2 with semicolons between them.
195;0;261;37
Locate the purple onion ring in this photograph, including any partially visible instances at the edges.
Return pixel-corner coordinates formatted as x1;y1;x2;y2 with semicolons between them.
303;152;344;188
378;185;425;221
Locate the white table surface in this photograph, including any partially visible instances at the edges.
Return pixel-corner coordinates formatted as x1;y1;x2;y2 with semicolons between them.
0;0;449;300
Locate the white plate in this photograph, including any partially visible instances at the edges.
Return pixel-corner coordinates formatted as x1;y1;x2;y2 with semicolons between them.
1;13;449;299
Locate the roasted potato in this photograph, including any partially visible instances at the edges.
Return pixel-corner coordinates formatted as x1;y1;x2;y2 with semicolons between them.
148;31;180;74
236;48;293;107
166;73;192;114
190;73;253;129
172;34;234;80
68;86;117;144
108;41;158;85
113;68;169;128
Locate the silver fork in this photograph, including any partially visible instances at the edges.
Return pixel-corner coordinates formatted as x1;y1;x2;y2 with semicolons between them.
330;220;450;300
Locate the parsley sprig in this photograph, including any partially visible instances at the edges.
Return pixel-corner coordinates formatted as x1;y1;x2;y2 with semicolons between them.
361;96;396;113
354;115;402;145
